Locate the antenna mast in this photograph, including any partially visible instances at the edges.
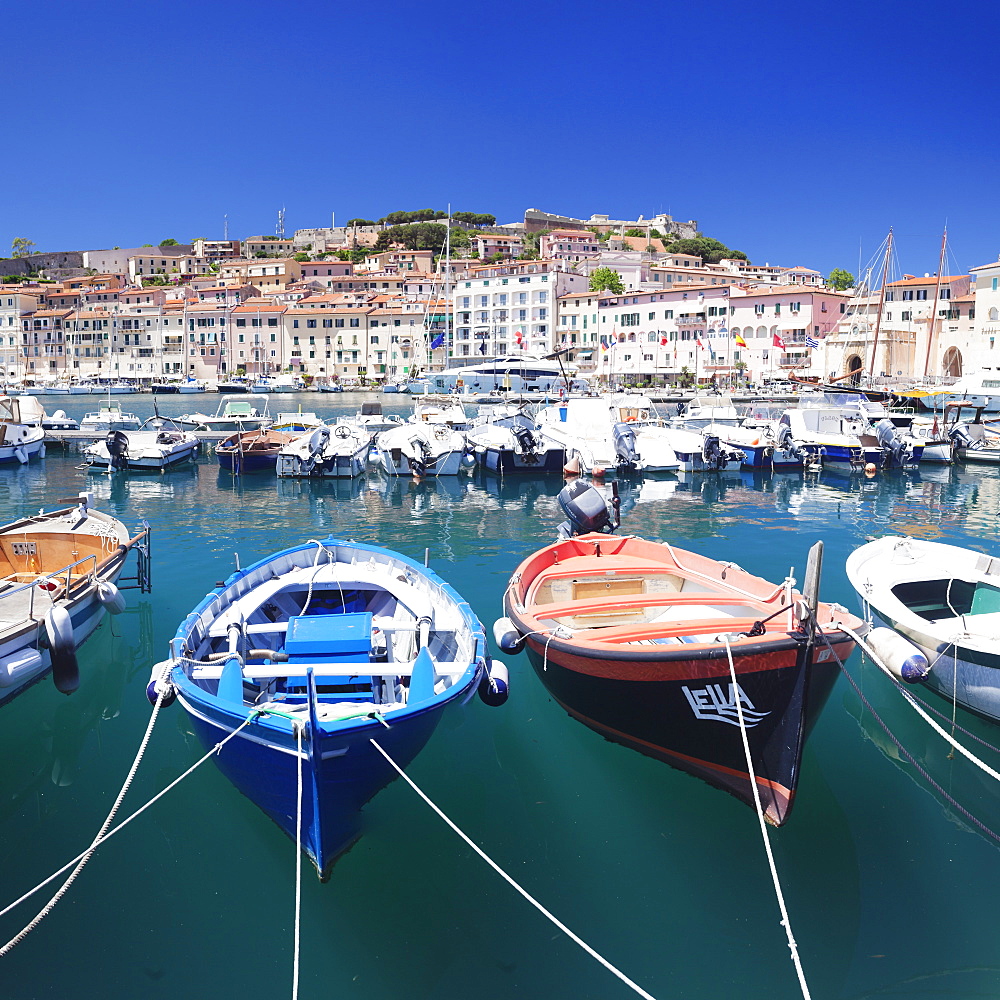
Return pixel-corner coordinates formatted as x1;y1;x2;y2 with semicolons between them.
224;214;228;241
276;207;286;240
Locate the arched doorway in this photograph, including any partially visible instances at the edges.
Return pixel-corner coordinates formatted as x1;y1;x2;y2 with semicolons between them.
941;347;962;378
846;354;863;385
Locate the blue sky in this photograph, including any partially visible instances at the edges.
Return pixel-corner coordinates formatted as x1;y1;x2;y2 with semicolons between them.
4;0;997;280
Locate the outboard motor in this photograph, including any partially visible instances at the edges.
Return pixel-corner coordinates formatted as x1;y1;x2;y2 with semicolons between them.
612;421;640;469
555;480;620;538
949;422;976;449
106;430;130;471
874;417;913;467
511;424;540;462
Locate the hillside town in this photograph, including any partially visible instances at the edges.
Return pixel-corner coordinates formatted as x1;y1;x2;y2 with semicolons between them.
2;207;996;390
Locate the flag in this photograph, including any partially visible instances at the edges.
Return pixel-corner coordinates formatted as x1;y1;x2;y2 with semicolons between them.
772;332;785;349
806;335;819;349
695;335;705;351
659;335;668;346
479;342;487;354
430;333;445;349
734;333;747;348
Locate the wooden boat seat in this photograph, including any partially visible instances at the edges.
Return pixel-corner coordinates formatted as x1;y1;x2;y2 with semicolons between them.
539;591;761;620
576;617;776;644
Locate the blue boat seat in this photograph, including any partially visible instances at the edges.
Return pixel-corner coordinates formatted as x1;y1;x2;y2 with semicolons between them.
284;611;374;698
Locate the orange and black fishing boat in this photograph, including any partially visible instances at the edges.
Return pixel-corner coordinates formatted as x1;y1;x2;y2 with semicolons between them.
497;482;867;824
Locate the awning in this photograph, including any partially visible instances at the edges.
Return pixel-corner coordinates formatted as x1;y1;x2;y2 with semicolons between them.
894;388;949;399
577;351;594;359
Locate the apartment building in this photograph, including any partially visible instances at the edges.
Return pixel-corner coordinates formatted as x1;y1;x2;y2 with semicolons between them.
451;260;587;362
538;230;599;261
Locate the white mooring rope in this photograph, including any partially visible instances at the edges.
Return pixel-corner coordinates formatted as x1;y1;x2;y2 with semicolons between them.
835;622;1000;784
722;636;811;1000
0;710;260;933
292;721;304;1000
369;738;658;1000
0;681;172;956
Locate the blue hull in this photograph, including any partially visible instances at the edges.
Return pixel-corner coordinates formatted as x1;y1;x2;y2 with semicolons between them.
183;695;453;876
216;451;278;474
739;444;802;470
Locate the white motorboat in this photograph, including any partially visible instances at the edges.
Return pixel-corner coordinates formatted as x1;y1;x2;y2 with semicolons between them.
467;401;566;474
376;422;470;477
944;403;1000;464
778;393;885;472
410;398;472;431
176;394;271;432
351;401;406;435
85;421;200;472
536;394;671;474
0;492;151;704
847;536;1000;722
0;395;46;465
276;422;372;478
80;398;141;432
45;380;91;395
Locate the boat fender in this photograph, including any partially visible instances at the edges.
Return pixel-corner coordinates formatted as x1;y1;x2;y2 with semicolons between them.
461;451;477;468
145;664;178;707
39;442;46;459
868;627;930;683
15;446;27;464
493;617;525;654
478;659;509;706
44;606;79;695
96;580;126;615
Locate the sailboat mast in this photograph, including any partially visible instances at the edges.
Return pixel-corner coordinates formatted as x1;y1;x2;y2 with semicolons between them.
868;228;894;381
923;227;948;379
444;206;451;369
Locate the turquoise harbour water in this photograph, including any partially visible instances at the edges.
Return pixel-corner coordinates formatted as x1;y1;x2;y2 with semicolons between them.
3;392;1000;1000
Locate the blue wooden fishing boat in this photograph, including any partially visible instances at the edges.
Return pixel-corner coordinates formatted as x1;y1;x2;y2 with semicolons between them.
149;538;508;878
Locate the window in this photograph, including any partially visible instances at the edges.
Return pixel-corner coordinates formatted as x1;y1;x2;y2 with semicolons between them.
335;319;344;328
916;289;928;300
349;318;359;327
268;318;277;327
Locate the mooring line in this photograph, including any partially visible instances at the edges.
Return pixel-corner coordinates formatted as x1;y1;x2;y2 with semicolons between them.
369;738;658;1000
722;637;811;1000
0;709;260;934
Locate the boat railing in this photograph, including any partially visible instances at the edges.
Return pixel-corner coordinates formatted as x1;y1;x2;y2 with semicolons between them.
1;552;101;620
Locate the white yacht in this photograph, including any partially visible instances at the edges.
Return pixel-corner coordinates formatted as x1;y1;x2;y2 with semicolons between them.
176;395;271;432
0;395;46;464
410;356;589;395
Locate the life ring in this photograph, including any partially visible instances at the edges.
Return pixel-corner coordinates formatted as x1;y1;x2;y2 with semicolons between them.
44;606;79;695
625;416;636;422
434;426;450;441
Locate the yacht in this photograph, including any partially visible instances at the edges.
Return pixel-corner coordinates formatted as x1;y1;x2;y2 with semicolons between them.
411;356;590;395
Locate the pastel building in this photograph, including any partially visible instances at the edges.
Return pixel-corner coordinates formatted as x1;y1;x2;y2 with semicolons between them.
451;260;588;362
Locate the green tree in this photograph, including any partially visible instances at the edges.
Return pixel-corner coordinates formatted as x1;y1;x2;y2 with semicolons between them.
663;236;748;264
827;268;855;291
448;227;470;249
293;252;311;262
160;238;179;246
624;228;645;238
589;266;625;294
346;218;376;227
11;237;36;257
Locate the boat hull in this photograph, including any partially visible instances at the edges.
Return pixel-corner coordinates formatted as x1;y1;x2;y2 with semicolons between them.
180;694;451;876
516;627;848;824
479;445;566;475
